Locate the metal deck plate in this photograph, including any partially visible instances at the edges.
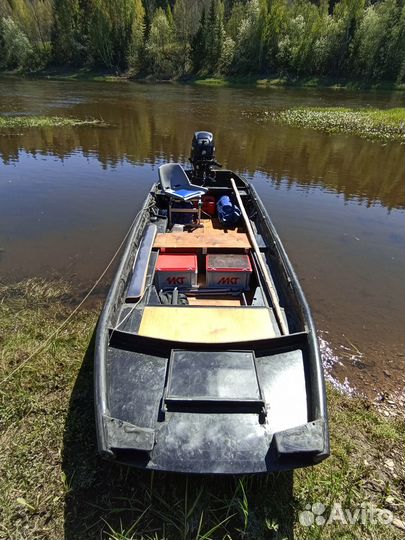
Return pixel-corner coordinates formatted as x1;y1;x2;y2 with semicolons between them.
166;350;261;401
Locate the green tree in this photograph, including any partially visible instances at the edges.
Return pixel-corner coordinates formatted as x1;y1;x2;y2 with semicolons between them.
145;7;175;76
173;0;200;75
90;0;145;71
262;0;289;74
205;0;225;74
226;1;245;42
191;7;207;74
127;0;146;74
230;0;267;74
279;1;323;76
329;0;365;76
0;16;33;69
53;0;89;64
0;0;53;68
353;0;405;81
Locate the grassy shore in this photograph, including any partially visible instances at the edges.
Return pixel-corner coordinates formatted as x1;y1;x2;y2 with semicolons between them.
0;278;404;539
251;107;405;142
2;70;405;91
0;68;125;83
0;115;107;129
192;76;405;91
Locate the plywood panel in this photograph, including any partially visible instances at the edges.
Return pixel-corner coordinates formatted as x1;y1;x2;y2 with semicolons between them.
138;307;276;343
154;219;251;250
187;296;242;306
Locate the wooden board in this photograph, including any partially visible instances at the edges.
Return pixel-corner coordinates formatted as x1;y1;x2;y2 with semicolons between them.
154;219;251;250
187;296;242;306
138;306;276;343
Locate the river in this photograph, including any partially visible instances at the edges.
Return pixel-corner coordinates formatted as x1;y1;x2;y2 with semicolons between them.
0;77;404;399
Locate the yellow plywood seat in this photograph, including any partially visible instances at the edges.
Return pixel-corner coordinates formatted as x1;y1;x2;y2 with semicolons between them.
138;306;277;343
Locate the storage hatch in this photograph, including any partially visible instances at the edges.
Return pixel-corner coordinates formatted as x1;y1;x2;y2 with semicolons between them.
164;350;266;421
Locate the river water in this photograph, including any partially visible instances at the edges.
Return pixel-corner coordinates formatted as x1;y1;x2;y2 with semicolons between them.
0;77;403;398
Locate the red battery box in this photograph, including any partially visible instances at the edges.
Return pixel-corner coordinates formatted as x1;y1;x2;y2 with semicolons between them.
206;254;252;290
155;253;197;290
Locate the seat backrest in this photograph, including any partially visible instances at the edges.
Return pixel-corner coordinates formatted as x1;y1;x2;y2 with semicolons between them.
158;163;190;192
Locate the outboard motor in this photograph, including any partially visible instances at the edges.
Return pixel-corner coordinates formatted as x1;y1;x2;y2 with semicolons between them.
190;131;220;181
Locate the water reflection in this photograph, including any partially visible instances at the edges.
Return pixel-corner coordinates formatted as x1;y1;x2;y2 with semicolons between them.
1;80;404;210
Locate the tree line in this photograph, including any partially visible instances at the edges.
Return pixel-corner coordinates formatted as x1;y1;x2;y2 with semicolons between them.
0;0;404;82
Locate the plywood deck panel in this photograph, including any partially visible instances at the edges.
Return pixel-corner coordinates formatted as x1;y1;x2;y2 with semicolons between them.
187;296;242;306
138;307;276;343
153;219;251;250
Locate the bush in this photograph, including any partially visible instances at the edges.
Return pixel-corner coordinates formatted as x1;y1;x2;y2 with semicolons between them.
353;0;405;81
0;17;33;70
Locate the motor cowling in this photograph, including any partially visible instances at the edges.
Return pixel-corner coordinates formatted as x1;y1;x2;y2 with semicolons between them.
190;131;215;165
190;131;220;181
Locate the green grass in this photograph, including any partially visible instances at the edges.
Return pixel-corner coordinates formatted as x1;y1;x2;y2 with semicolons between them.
0;279;403;539
194;76;290;87
192;76;405;91
255;77;405;91
0;115;108;129
259;107;405;142
194;77;231;86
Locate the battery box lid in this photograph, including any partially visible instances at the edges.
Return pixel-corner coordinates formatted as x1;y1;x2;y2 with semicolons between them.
156;253;197;272
206;254;252;272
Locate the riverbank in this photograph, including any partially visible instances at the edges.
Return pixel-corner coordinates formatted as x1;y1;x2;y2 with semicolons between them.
0;278;403;540
2;69;405;92
193;76;405;92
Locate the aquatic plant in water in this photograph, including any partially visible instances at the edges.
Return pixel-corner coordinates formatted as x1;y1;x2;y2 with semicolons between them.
266;107;405;143
0;115;108;129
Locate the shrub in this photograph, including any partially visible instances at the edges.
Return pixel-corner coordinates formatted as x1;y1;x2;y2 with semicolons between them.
0;16;33;70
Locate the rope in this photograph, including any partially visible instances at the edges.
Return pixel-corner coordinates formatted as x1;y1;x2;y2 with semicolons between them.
108;283;151;345
0;203;152;387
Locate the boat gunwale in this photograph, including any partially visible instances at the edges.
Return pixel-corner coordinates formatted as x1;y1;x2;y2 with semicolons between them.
249;183;329;435
94;187;157;457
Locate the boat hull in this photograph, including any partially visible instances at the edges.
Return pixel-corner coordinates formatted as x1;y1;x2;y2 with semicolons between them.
94;177;329;474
